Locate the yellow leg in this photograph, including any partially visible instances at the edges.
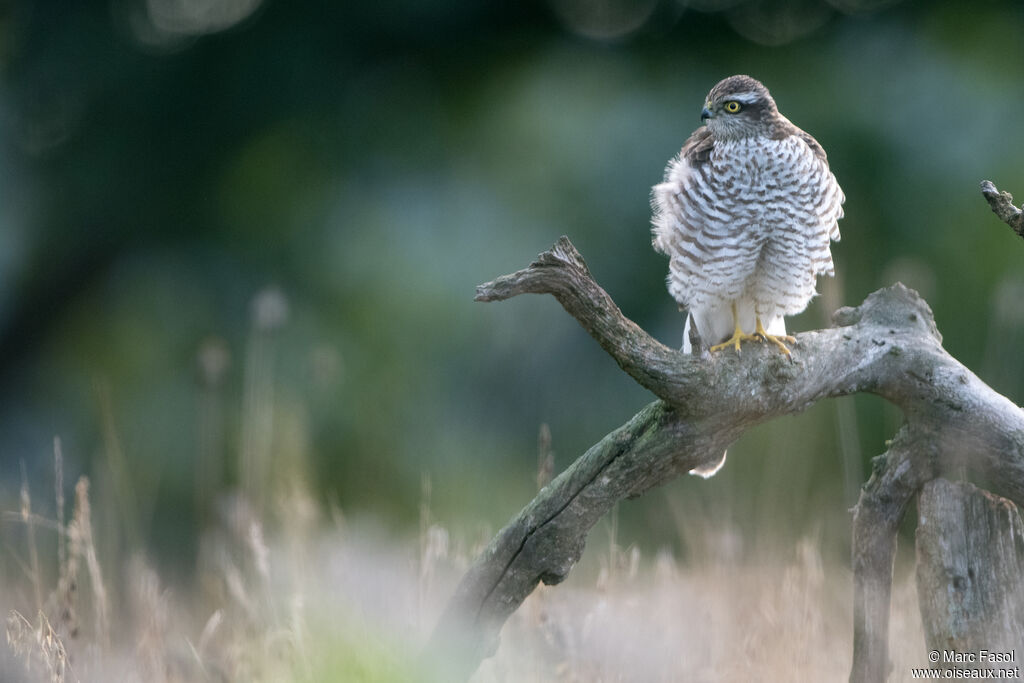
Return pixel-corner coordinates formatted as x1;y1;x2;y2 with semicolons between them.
708;303;760;353
754;317;797;357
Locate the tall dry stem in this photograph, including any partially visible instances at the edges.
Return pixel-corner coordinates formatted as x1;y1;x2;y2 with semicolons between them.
240;287;288;517
72;477;108;651
20;460;43;615
54;438;66;587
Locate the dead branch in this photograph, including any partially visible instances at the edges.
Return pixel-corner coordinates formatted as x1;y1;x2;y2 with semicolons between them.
431;189;1024;682
981;180;1024;237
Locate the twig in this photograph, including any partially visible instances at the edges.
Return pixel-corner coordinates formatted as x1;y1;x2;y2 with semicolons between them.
980;180;1024;237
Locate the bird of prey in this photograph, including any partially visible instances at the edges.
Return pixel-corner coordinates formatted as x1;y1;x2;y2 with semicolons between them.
652;75;844;359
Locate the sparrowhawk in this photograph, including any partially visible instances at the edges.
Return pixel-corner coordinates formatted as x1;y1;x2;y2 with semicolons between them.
652;75;845;358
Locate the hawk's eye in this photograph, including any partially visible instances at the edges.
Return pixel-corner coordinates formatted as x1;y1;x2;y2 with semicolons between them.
723;101;742;113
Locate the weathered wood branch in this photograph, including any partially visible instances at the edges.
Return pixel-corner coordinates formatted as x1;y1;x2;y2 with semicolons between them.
850;428;934;683
981;180;1024;238
433;194;1024;681
474;238;683;399
916;479;1024;671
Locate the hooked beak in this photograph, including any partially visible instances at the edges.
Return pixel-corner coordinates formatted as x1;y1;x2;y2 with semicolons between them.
700;106;713;122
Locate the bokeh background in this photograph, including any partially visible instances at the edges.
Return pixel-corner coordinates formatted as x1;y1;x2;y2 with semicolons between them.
1;0;1023;597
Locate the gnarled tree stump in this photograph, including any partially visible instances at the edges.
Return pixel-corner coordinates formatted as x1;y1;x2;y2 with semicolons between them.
916;479;1024;677
430;181;1024;683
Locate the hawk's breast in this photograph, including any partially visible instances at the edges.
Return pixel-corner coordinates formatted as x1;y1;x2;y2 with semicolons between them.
652;133;843;311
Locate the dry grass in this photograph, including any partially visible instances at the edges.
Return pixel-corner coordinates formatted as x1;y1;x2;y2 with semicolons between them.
2;458;316;683
0;418;934;683
474;541;927;682
2;455;935;683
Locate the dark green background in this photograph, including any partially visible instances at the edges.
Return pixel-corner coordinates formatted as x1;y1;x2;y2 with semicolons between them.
1;0;1022;569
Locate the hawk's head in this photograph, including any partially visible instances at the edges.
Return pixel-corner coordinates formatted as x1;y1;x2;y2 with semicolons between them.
700;75;780;139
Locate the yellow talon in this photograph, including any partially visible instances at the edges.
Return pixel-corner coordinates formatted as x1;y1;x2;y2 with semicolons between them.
709;303;759;353
709;329;759;353
754;317;796;357
707;304;796;357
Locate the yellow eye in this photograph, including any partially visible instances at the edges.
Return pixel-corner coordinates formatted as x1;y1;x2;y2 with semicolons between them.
724;101;742;113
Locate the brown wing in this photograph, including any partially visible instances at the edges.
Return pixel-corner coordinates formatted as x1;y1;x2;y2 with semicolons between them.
770;115;829;165
798;130;829;164
680;125;714;165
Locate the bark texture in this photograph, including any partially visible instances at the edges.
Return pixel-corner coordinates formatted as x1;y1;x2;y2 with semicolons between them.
916;479;1024;676
982;180;1024;238
431;182;1024;682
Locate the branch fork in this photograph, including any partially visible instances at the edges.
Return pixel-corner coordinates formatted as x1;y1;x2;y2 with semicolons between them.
432;183;1024;683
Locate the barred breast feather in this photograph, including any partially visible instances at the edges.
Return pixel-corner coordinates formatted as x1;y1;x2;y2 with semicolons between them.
651;122;844;350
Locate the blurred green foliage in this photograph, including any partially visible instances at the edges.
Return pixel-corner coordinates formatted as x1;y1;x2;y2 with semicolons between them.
1;0;1023;569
